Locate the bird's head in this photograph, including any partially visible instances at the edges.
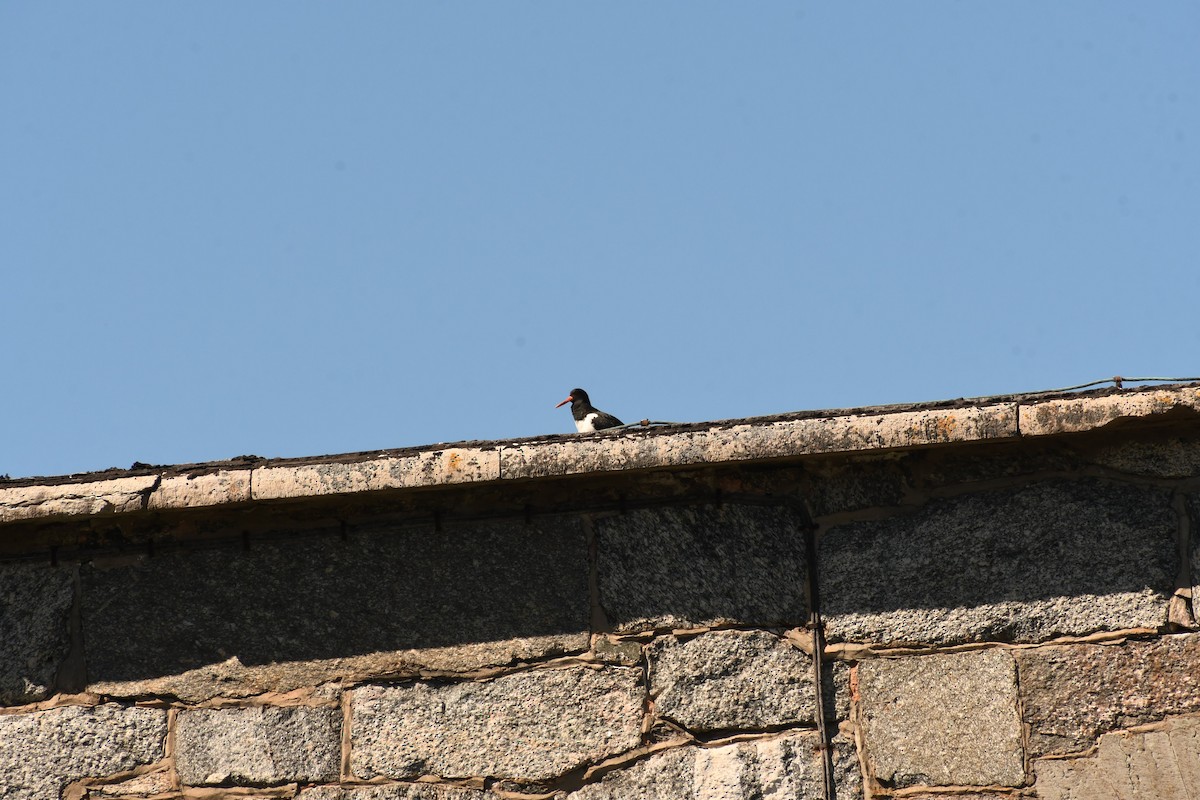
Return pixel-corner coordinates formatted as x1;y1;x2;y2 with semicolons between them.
555;388;589;408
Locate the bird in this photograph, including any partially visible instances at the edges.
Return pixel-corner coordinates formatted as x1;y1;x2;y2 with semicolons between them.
555;388;624;433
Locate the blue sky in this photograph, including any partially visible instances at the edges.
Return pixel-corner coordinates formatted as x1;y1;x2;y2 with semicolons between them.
2;3;1198;479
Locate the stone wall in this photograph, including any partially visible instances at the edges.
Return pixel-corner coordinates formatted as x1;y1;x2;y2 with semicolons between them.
3;394;1200;799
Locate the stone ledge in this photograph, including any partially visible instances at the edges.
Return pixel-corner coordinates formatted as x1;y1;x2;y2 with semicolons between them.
3;384;1198;525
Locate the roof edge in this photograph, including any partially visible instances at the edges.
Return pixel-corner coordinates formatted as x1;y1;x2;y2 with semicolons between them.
3;383;1198;525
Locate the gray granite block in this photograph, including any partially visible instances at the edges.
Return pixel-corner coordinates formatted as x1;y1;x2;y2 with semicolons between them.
0;704;167;800
857;649;1024;788
81;516;589;695
175;705;342;785
648;630;818;732
350;666;644;781
0;562;74;704
822;479;1176;645
596;504;808;633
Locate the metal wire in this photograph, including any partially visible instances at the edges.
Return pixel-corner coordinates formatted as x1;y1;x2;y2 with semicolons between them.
961;375;1200;403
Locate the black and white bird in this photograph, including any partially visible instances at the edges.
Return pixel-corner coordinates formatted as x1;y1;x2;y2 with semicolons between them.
556;388;624;433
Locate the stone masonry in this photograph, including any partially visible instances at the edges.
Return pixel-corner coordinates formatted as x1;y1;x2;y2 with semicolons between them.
2;384;1200;799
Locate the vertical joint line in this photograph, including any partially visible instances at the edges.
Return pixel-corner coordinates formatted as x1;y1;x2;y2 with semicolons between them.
803;517;837;800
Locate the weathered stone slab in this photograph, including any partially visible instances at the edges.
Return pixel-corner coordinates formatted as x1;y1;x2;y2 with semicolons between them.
350;666;643;781
570;732;862;800
299;785;492;800
822;479;1176;645
1033;716;1200;800
0;704;167;800
1015;635;1200;756
175;705;341;785
1019;387;1200;437
147;469;251;509
1086;435;1200;478
596;504;808;633
506;404;1018;480
857;650;1024;788
82;517;589;699
0;475;158;522
0;562;74;704
648;630;818;731
251;448;500;500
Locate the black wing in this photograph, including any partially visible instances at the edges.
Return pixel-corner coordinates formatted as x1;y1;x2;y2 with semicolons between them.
592;411;624;430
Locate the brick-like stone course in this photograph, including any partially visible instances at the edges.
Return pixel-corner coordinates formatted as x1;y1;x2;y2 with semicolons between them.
0;562;74;705
0;704;167;800
299;786;493;800
350;666;644;781
175;705;342;785
648;630;818;731
596;504;808;633
1015;635;1200;756
822;479;1176;645
857;649;1024;788
569;732;862;800
82;517;590;699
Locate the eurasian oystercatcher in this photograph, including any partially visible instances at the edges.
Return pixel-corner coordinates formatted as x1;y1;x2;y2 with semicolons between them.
556;388;624;433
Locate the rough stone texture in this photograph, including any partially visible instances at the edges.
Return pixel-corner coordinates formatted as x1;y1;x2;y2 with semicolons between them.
0;562;74;704
822;479;1176;645
1191;494;1200;603
351;666;644;781
797;458;909;518
1086;434;1200;478
1033;716;1200;800
1019;386;1200;437
571;732;862;800
0;475;158;522
299;786;493;800
175;705;341;785
82;517;589;698
648;630;818;731
1015;635;1200;756
147;469;251;509
0;704;167;800
251;448;500;500
596;504;808;633
507;404;1019;481
857;649;1024;788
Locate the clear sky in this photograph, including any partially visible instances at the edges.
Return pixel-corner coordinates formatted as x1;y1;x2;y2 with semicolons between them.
2;3;1198;479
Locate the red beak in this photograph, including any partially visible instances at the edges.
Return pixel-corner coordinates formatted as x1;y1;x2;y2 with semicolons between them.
555;395;574;408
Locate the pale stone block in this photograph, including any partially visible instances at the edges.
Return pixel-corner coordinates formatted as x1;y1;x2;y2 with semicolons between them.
0;475;158;522
1018;386;1200;437
0;704;167;800
570;731;861;800
1034;716;1200;800
350;666;644;781
250;448;500;500
299;785;492;800
147;469;251;509
175;706;341;785
857;649;1024;788
505;404;1018;480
